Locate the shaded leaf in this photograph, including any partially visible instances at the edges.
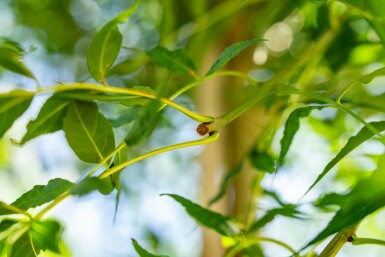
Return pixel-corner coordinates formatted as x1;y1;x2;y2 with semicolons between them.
19;96;69;144
10;232;35;257
132;239;169;257
162;194;239;237
314;192;346;210
303;169;385;248
208;163;243;206
277;106;326;171
12;178;73;210
250;151;275;174
248;206;302;233
0;43;36;80
109;106;141;128
0;219;17;232
0;91;33;137
0;202;18;216
305;121;385;195
87;21;122;83
63;101;115;163
71;177;114;196
206;38;264;76
125;100;161;146
30;220;62;253
147;47;196;76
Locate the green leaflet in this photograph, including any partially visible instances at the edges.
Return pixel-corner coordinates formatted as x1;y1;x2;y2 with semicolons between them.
162;194;239;237
205;38;264;76
277;105;325;171
30;220;62;254
250;150;275;174
0;91;33;138
63;101;115;163
87;0;141;83
11;178;73;210
10;233;35;257
87;20;122;83
0;219;17;232
208;163;243;206
0;43;36;81
304;121;385;195
71;177;114;196
303;168;385;249
132;239;169;257
147;47;196;76
19;95;69;144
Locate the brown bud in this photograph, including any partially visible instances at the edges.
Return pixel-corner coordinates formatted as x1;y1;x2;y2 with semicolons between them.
347;236;354;242
196;123;209;136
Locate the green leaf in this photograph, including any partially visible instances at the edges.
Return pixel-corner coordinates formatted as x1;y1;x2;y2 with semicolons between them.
250;151;275;174
162;194;239;237
304;168;385;248
147;47;196;76
277;106;325;171
10;232;35;257
305;121;385;195
63;101;115;163
0;43;36;80
248;206;302;233
125;100;161;146
87;0;140;83
30;220;62;253
205;38;264;76
115;0;141;23
0;202;18;216
87;21;122;83
0;91;33;138
131;239;169;257
0;219;17;232
11;178;73;210
208;163;243;206
71;177;114;196
0;240;7;255
19;96;69;144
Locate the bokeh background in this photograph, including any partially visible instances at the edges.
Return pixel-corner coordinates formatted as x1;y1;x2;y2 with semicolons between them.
1;0;385;256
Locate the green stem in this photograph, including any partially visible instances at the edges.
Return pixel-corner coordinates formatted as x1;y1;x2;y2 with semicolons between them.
35;192;71;220
99;132;219;178
224;237;298;257
351;235;385;246
318;226;358;257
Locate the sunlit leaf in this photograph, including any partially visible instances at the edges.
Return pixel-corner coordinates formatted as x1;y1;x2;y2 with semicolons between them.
19;96;69;144
87;21;122;84
87;0;141;84
0;43;36;80
0;91;33;138
162;194;239;237
304;169;385;248
206;38;264;76
11;178;73;210
71;177;114;196
277;105;325;171
63;101;115;163
10;232;35;257
305;121;385;195
147;47;196;76
30;220;62;254
208;163;243;206
132;239;169;257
